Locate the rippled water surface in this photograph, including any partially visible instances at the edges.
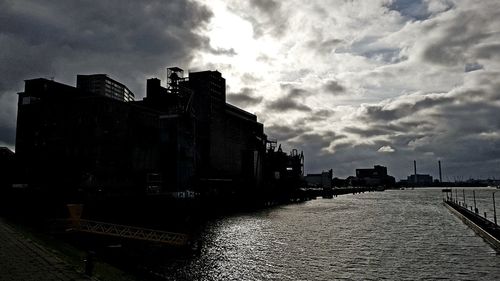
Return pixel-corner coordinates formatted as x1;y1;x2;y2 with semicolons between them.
159;188;500;280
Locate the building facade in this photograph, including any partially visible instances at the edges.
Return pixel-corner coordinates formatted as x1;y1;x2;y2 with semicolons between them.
305;169;333;188
407;174;433;185
353;165;395;186
15;69;280;199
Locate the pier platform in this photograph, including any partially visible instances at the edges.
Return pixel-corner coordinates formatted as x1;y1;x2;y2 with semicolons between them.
444;199;500;252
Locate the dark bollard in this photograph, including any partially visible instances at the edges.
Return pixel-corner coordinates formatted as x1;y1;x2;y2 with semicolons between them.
484;212;487;219
84;251;95;276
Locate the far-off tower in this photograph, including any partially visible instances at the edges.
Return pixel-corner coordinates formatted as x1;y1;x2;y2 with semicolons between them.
438;160;442;183
414;160;417;184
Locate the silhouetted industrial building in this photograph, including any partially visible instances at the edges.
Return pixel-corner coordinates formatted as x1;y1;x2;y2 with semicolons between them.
352;165;395;186
305;169;333;188
16;78;159;196
262;143;305;195
137;68;267;194
407;174;433;185
15;69;299;199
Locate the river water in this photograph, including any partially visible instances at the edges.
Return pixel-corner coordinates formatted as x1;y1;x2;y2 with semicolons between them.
157;188;500;280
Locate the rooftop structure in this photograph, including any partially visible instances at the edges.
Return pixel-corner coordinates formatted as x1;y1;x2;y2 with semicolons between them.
77;74;134;102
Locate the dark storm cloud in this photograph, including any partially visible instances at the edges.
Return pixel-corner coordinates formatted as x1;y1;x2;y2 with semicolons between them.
302;109;335;123
361;95;454;122
265;125;307;141
0;0;213;148
250;0;280;13
266;87;311;112
267;98;311;112
229;0;288;38
344;127;391;138
333;79;500;179
475;43;500;60
323;80;345;95
421;8;498;66
293;133;332;150
464;62;483;73
286;131;347;173
289;132;344;154
208;47;237;56
227;88;263;107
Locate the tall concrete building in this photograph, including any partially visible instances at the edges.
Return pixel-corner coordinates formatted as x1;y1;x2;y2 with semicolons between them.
141;68;267;191
77;74;134;102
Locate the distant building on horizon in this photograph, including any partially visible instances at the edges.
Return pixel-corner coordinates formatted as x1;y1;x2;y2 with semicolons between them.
407;174;433;185
351;165;395;186
305;169;333;189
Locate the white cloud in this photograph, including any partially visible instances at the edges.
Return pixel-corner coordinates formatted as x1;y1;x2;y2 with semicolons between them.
378;146;396;153
193;0;500;179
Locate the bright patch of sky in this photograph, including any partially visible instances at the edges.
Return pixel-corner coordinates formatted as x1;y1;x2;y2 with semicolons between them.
193;0;500;179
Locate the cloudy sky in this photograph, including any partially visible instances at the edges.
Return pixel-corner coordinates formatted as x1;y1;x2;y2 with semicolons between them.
1;0;500;180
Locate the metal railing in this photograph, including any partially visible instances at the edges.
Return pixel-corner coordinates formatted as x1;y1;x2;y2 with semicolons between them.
71;219;188;246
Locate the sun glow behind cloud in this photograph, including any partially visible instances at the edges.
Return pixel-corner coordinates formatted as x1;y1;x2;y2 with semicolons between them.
194;0;281;96
190;0;500;179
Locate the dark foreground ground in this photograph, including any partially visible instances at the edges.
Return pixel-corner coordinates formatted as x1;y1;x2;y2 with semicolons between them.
0;217;141;281
0;218;93;281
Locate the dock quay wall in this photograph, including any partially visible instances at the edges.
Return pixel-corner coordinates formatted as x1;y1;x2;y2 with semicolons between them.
443;199;500;252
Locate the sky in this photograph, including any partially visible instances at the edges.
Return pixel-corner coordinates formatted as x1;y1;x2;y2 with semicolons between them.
1;0;500;180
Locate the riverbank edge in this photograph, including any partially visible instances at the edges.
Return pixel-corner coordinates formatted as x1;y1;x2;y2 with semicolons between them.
2;217;139;281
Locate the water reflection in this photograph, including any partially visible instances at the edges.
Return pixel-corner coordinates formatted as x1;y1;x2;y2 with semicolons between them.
159;188;500;280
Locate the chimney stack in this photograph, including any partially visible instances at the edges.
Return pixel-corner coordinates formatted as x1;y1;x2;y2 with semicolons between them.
438;160;442;183
414;160;417;183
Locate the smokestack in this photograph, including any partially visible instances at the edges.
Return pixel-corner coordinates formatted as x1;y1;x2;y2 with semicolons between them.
414;160;417;183
438;160;442;183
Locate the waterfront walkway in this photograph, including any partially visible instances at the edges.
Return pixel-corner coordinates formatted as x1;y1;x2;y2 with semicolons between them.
0;218;93;281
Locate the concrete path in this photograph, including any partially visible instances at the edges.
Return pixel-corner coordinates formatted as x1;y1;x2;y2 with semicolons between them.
0;218;93;281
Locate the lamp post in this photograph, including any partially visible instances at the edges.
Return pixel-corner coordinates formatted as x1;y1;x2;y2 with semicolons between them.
462;189;466;207
493;192;497;225
473;190;478;214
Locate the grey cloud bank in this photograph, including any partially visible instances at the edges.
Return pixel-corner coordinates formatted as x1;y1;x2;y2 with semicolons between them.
0;0;212;147
1;0;500;181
